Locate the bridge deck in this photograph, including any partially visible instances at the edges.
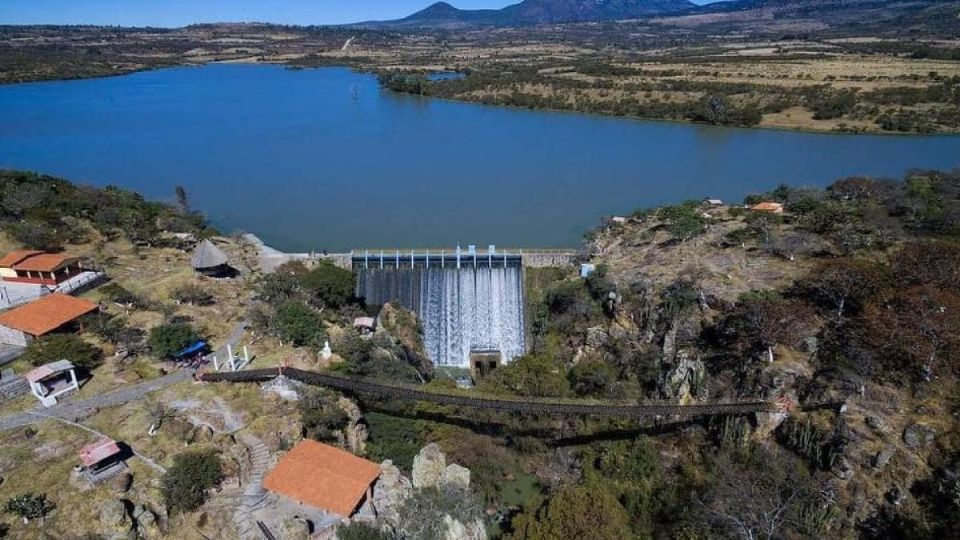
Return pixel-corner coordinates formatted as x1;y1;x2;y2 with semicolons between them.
203;367;774;418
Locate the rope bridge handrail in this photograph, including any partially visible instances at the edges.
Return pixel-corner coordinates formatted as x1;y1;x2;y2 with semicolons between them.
201;367;776;418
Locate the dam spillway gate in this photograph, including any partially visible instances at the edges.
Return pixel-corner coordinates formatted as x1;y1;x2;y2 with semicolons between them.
353;248;574;368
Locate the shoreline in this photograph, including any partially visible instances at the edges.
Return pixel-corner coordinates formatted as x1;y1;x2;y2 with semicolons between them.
4;60;959;138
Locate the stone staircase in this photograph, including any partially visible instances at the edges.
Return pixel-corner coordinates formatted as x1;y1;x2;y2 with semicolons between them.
233;432;273;539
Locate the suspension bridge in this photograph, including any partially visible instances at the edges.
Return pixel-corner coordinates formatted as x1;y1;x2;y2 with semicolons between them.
201;367;785;419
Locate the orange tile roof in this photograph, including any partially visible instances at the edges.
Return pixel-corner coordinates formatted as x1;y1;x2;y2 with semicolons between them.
0;293;98;336
750;202;785;212
263;440;380;517
12;254;81;273
0;250;44;268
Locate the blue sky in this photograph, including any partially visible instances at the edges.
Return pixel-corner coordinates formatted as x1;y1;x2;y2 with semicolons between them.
0;0;720;27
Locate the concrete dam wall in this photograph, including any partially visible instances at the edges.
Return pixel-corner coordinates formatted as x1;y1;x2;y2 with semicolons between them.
356;260;525;368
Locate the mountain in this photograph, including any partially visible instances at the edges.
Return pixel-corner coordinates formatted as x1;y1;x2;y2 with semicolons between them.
375;0;697;28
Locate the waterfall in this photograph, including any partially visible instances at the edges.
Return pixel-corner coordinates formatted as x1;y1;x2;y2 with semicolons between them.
356;264;525;367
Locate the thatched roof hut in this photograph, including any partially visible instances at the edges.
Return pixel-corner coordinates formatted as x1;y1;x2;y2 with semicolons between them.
191;239;230;275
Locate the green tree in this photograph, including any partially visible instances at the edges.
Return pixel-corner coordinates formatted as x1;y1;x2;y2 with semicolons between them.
161;451;223;514
22;334;102;369
299;389;349;443
302;261;356;309
148;323;200;359
274;301;325;347
479;353;570;398
4;493;55;523
509;485;631;540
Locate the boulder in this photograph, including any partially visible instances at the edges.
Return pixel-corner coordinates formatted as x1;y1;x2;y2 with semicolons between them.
832;455;854;481
873;446;896;470
99;499;133;536
134;506;162;539
866;416;890;435
659;350;706;401
440;464;471;490
755;411;789;439
903;423;936;449
261;375;302;401
585;325;609;350
373;460;413;529
412;443;446;489
441;515;486;540
278;517;311;540
114;472;134;493
337;397;368;454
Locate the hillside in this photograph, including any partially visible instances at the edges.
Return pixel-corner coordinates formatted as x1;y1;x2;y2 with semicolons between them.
376;0;696;28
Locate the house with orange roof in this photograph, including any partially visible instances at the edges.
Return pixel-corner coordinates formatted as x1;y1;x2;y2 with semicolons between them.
263;439;381;519
749;202;786;214
0;250;87;286
0;293;98;347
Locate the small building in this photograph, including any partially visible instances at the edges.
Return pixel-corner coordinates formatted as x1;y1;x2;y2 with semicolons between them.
263;440;381;518
470;349;502;379
26;359;79;407
0;293;99;347
580;263;596;278
705;198;724;206
0;250;87;286
191;239;231;277
78;437;127;484
353;317;376;335
749;202;785;214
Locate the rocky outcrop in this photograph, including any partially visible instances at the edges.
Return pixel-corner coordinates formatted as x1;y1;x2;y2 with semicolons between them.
376;445;483;539
278;517;311;540
441;514;486;540
440;464;471;490
372;460;414;529
659;350;706;402
412;443;446;489
99;499;133;539
337;397;368;454
903;423;936;450
377;302;434;377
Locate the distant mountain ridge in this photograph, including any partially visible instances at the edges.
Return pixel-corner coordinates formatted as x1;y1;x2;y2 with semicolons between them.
376;0;697;28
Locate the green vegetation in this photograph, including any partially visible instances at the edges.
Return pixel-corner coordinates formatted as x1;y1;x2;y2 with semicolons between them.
299;388;349;443
170;283;214;306
161;451;223;514
273;300;326;348
0;170;212;250
21;334;103;370
147;322;201;359
4;493;55;523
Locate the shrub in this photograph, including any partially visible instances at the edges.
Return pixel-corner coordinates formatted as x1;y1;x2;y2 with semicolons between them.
170;283;213;306
22;334;102;369
302;261;356;309
148;323;200;359
509;485;631;540
337;522;394;540
299;389;350;443
273;301;325;348
568;362;618;397
161;451;223;514
4;493;55;522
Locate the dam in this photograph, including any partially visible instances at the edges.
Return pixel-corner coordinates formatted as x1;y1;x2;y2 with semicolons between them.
353;247;575;368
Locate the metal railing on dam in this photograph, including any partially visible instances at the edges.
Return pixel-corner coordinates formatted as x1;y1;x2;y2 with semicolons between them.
350;248;577;269
201;367;776;419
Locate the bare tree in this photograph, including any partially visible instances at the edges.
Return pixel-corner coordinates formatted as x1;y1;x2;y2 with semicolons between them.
698;447;831;540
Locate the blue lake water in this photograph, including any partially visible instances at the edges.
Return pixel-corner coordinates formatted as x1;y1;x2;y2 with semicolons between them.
1;64;958;252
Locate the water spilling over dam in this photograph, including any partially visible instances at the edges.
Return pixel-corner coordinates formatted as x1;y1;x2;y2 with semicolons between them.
354;250;527;367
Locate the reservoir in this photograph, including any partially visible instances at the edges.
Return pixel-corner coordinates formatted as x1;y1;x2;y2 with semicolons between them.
1;64;958;252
